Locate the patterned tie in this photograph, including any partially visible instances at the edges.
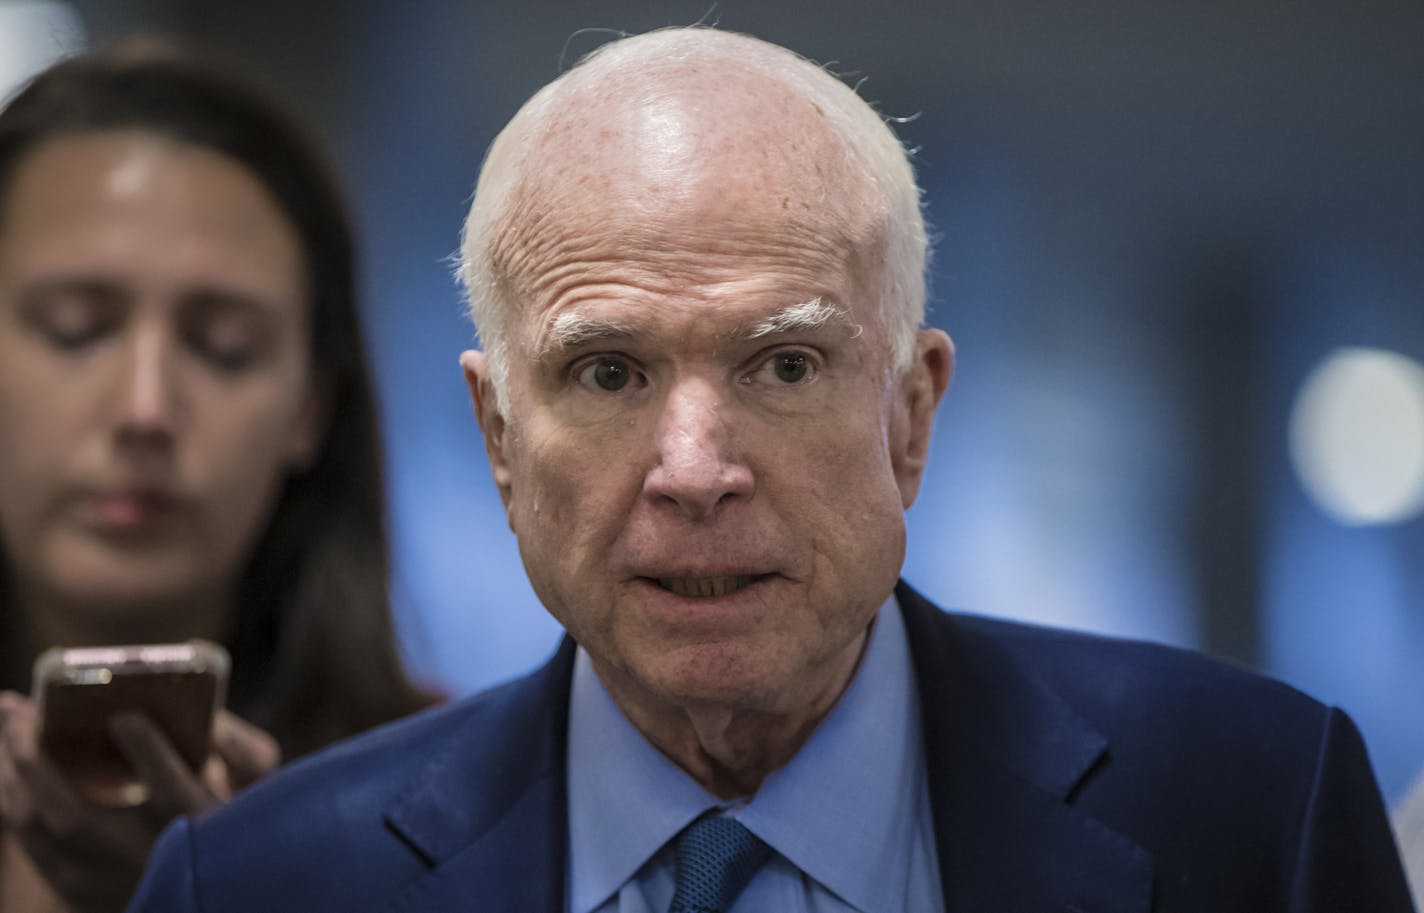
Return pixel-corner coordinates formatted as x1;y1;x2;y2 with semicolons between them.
667;814;774;913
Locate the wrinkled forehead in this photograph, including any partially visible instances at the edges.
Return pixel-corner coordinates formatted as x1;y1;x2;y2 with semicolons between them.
490;58;884;288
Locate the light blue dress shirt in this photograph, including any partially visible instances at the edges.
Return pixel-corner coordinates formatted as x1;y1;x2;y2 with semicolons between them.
566;596;944;913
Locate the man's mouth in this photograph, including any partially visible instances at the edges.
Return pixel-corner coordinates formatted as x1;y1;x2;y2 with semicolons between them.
654;575;763;598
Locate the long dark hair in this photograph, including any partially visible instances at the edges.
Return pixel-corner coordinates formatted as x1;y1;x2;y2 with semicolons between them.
0;40;430;758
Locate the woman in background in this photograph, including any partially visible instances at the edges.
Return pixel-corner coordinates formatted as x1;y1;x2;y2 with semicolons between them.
0;41;431;912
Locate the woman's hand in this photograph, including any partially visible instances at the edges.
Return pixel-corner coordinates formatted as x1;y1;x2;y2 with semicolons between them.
0;690;279;913
110;706;281;809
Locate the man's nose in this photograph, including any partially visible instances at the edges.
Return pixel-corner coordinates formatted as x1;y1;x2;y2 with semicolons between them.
115;326;180;444
643;377;755;521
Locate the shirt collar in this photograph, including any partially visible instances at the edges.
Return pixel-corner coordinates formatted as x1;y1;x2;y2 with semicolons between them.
735;595;924;912
566;595;925;913
566;648;715;913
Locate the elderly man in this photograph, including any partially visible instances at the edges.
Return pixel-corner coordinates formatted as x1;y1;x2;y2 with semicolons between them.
128;27;1412;913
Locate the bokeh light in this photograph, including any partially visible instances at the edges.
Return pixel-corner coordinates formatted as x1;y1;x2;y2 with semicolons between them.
1289;347;1424;526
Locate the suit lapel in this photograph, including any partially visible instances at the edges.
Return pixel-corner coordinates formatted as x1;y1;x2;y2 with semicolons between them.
897;582;1154;913
380;639;577;913
368;588;1154;912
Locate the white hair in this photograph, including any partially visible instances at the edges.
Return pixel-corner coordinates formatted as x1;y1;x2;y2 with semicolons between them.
457;27;927;413
746;298;856;340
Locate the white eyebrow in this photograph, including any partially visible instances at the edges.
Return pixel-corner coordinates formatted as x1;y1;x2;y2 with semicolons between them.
538;312;635;358
744;297;856;339
535;296;856;360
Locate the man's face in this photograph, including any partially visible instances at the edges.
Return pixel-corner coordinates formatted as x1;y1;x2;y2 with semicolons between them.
468;83;949;718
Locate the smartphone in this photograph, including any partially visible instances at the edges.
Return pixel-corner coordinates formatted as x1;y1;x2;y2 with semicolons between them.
32;640;229;806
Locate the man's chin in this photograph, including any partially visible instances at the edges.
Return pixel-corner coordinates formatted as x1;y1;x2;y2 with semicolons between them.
622;643;804;716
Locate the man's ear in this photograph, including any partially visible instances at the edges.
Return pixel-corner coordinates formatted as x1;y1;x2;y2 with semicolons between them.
889;329;954;509
460;350;514;509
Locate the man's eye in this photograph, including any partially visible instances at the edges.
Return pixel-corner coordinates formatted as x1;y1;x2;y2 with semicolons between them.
576;357;641;392
750;350;816;386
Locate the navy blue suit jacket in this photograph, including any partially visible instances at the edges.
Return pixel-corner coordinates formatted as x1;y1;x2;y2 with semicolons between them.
127;583;1415;911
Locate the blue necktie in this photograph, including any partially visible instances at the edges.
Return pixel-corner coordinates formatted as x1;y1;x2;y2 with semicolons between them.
667;814;773;913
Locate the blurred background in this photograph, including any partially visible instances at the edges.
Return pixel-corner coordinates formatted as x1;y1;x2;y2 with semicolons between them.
3;0;1421;803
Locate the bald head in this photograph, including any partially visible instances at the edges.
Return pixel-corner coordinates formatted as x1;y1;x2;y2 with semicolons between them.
460;29;926;409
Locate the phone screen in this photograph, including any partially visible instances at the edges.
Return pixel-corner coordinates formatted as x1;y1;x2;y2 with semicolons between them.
33;641;228;805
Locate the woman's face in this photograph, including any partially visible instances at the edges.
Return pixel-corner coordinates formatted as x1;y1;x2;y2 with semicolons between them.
0;131;321;633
